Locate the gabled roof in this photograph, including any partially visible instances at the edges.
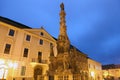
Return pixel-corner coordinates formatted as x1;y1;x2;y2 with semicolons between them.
0;16;31;29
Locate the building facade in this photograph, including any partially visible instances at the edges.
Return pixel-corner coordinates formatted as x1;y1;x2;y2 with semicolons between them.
0;16;57;80
88;58;102;80
0;3;102;80
102;64;120;80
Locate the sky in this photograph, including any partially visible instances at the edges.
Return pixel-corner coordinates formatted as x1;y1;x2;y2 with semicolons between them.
0;0;120;65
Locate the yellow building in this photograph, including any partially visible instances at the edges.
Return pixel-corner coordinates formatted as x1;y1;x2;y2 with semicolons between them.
88;58;102;80
102;64;120;80
0;16;57;80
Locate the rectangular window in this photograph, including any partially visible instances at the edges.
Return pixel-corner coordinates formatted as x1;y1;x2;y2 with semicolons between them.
39;39;43;45
4;44;11;54
8;29;15;36
26;35;31;41
21;66;26;76
23;48;28;57
38;52;42;63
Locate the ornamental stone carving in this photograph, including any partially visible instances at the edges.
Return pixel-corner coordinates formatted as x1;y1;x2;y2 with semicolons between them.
49;3;88;78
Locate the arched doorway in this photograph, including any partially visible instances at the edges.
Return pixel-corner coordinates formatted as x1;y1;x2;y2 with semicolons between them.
34;65;42;80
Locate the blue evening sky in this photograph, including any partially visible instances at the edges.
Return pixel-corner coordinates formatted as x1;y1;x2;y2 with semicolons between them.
0;0;120;64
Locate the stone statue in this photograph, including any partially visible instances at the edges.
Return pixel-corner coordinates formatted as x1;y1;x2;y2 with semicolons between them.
63;55;70;70
60;3;64;10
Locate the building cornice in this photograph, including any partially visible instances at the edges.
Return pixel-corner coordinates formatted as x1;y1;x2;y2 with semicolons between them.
0;16;31;29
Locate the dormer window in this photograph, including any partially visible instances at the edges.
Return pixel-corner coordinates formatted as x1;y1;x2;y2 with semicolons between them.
40;32;44;36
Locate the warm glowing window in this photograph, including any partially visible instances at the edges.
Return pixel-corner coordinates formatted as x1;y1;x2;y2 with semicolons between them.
8;29;15;36
21;66;26;76
23;48;29;57
4;44;11;54
26;35;31;41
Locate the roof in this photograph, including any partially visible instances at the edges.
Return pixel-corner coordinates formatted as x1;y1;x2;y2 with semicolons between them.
0;16;32;29
102;64;120;69
70;45;84;54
